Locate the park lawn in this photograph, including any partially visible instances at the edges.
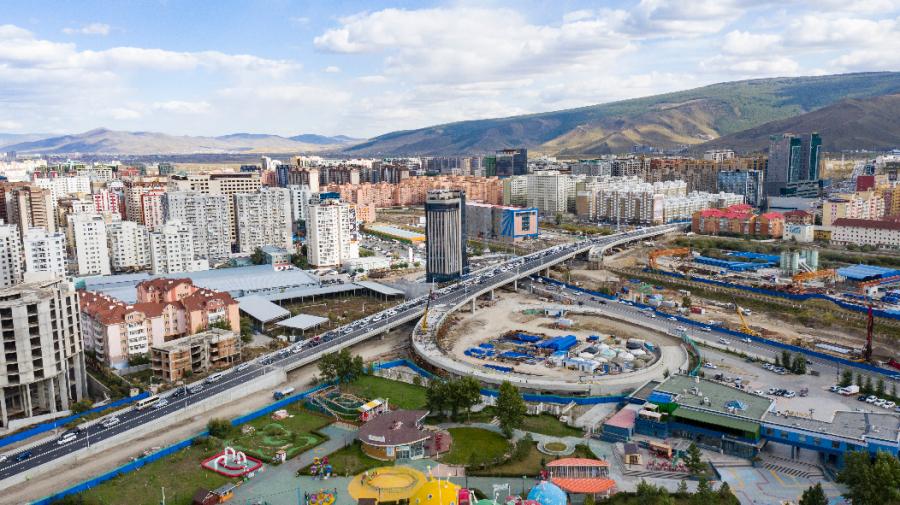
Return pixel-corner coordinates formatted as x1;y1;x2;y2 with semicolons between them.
229;406;332;462
344;375;427;410
443;427;510;465
520;414;583;438
321;441;384;477
79;443;231;505
469;441;545;477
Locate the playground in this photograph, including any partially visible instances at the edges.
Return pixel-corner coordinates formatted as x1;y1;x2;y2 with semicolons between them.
346;466;427;502
201;446;265;477
305;387;372;421
227;404;332;463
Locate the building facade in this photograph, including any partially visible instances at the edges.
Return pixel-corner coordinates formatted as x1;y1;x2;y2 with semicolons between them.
168;172;262;244
106;220;150;272
466;202;538;243
149;220;206;275
306;197;360;268
0;222;23;288
163;191;231;262
233;187;293;253
764;133;822;198
22;227;66;280
68;213;111;276
150;328;241;381
425;189;468;283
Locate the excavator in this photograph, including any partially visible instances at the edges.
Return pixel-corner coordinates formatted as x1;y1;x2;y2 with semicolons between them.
648;247;691;270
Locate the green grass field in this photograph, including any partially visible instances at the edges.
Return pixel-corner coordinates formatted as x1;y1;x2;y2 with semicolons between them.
78;444;231;505
520;414;583;438
320;441;385;477
344;375;427;410
228;406;332;462
442;427;510;465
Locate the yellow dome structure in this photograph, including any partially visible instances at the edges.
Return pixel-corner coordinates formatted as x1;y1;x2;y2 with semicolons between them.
410;478;461;505
347;466;427;503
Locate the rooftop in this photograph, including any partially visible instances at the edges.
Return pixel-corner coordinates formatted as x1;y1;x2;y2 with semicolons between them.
836;264;900;281
357;410;431;447
365;224;426;241
547;458;610;468
275;313;329;330
236;295;290;323
354;280;404;296
832;218;900;231
763;410;900;444
653;375;773;422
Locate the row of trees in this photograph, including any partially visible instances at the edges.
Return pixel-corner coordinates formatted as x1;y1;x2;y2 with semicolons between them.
838;370;898;399
773;350;807;375
612;478;738;505
426;378;527;438
317;349;365;384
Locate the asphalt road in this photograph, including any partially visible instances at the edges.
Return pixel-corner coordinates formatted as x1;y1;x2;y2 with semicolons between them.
0;224;677;481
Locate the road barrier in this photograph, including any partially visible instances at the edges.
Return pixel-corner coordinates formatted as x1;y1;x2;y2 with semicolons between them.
0;392;150;450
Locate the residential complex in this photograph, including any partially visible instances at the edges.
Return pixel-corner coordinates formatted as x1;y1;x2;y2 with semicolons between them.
163;191;231;262
22;227;67;280
0;222;23;288
149;221;206;275
68;213;111;276
106;220;150;272
306;197;360;268
691;204;785;238
233;187;292;253
150;328;241;381
80;278;239;369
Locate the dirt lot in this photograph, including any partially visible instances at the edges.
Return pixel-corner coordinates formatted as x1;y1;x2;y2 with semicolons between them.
5;326;413;504
441;291;682;381
283;295;398;328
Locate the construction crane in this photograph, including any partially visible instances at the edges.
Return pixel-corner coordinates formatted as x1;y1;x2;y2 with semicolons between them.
733;301;761;337
420;288;436;332
791;269;836;285
648;247;691;270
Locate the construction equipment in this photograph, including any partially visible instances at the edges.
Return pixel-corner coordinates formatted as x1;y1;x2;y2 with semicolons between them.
420;288;436;332
734;302;760;337
648;247;691;270
791;269;836;285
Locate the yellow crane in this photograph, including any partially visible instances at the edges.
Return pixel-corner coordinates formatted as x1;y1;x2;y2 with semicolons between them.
735;304;760;337
648;247;691;270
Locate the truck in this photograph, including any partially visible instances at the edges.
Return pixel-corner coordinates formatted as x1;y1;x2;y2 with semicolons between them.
839;385;860;395
690;306;705;315
273;387;295;400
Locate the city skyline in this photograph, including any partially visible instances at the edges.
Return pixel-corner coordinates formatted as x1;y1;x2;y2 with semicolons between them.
1;0;898;138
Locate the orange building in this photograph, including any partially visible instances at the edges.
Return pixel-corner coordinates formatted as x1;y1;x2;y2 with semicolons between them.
322;175;504;209
691;205;784;238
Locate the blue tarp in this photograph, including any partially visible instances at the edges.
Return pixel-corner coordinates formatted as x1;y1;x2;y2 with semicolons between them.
515;333;542;343
478;343;494;349
837;264;900;280
485;364;513;373
647;391;675;404
499;351;532;359
727;251;780;263
695;256;775;271
536;334;578;351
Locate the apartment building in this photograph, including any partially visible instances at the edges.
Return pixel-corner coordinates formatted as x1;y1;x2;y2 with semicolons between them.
4;185;56;235
80;278;239;369
92;188;122;216
168;172;262;244
466;202;538;243
163;191;231;262
526;172;576;215
692;205;785;238
0;278;86;428
68;213;111;276
822;191;885;227
150;328;241;381
502;176;528;207
829;218;900;248
106;220;150;272
33;175;91;206
149;220;207;275
233;187;292;253
0;222;23;288
22;227;66;279
141;189;167;232
306;197;360;268
717;170;764;208
122;176;168;224
321;176;503;209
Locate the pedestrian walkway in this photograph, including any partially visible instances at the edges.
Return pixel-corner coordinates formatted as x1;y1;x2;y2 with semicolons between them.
718;466;847;505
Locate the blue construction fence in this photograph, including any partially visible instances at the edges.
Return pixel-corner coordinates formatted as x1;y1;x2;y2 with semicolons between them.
0;391;149;450
650;268;900;322
32;436;196;505
539;275;897;377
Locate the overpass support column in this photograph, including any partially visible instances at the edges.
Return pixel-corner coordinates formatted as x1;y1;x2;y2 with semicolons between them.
543;267;551;277
471;298;477;313
513;278;518;291
489;289;495;301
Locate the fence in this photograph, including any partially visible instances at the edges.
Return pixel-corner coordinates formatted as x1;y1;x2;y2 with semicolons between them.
540;275;897;376
31;436;196;505
0;391;150;450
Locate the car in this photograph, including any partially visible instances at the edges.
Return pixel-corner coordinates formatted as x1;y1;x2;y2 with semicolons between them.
828;385;840;393
866;395;878;403
883;401;896;409
236;363;251;372
668;316;677;321
741;337;752;343
703;362;717;369
205;372;224;384
774;367;787;375
874;399;887;407
717;338;730;345
763;363;774;370
14;450;32;462
101;417;120;428
188;385;204;394
784;390;797;398
754;389;765;396
0;454;6;464
701;326;712;332
858;395;868;401
154;398;170;409
57;432;78;445
171;387;186;398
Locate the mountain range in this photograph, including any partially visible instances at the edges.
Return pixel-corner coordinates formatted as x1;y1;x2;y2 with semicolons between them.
345;72;900;156
0;129;361;155
2;72;899;157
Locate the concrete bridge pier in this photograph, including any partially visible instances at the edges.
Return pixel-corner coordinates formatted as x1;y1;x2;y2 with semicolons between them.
489;289;495;301
471;298;477;313
513;278;518;291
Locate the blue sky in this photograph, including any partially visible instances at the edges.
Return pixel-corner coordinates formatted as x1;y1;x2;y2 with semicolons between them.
1;0;898;138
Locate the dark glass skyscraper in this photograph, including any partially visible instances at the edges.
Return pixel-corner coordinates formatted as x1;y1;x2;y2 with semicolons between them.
425;189;468;283
495;148;527;177
764;133;821;199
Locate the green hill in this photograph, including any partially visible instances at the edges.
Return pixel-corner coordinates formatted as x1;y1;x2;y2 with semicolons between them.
344;72;900;156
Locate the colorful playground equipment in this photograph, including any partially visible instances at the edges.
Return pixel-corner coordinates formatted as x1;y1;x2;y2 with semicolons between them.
309;456;334;479
304;489;336;505
305;387;373;421
200;446;264;478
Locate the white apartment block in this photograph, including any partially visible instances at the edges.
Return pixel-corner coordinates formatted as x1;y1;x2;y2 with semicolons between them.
33;176;91;206
149;220;208;274
307;198;360;268
141;190;167;232
502;176;528;207
287;185;314;223
168;172;261;244
703;149;735;162
164;191;231;262
68;213;111;276
830;219;900;248
22;227;67;280
0;222;23;288
526;172;577;215
106;221;150;272
122;176;167;224
233;187;292;253
92;188;121;215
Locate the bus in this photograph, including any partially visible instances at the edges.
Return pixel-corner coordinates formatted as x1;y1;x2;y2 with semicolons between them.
135;394;160;410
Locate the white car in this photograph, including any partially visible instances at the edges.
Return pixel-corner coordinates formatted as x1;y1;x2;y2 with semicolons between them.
866;395;878;403
701;326;712;332
783;391;796;398
874;398;887;407
101;417;120;428
754;389;765;396
0;454;6;463
883;401;896;409
718;338;730;345
742;337;752;343
668;316;678;321
154;398;169;409
703;362;717;369
57;432;78;445
237;363;251;371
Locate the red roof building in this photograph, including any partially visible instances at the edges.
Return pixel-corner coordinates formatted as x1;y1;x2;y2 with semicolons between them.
691;205;784;238
783;210;814;225
546;458;616;500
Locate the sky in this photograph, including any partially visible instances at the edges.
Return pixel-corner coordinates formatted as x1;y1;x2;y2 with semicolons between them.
1;0;899;138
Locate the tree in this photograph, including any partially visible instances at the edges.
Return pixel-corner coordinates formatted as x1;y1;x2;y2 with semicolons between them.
839;370;854;388
209;319;231;331
450;377;482;420
837;451;900;505
856;373;864;390
798;483;828;505
682;295;692;308
892;383;898;399
685;442;705;475
250;247;266;265
71;399;93;414
793;353;807;375
863;376;874;395
582;494;595;505
318;349;365;385
876;378;886;397
239;316;253;343
781;350;793;371
554;213;563;225
207;418;233;439
496;381;526;438
676;480;688;495
690;478;713;505
426;381;449;418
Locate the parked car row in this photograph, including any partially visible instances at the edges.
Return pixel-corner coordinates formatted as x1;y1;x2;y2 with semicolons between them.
762;363;787;375
858;395;897;410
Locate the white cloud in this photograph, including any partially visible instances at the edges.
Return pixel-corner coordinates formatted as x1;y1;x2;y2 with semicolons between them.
62;23;111;36
107;107;142;120
623;0;753;36
357;75;388;84
0;119;23;131
721;30;781;56
152;100;212;115
324;65;341;73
